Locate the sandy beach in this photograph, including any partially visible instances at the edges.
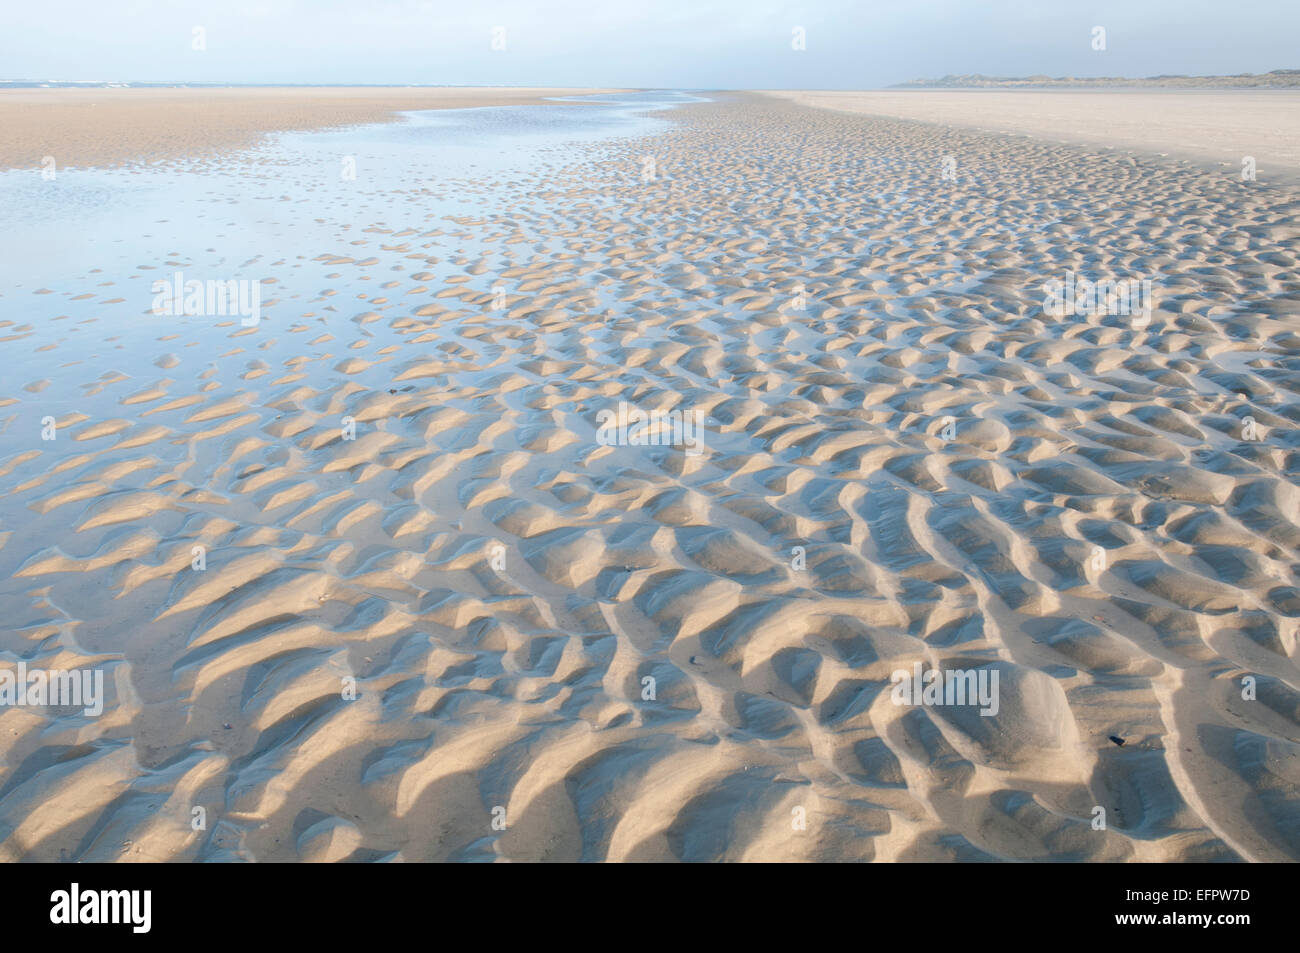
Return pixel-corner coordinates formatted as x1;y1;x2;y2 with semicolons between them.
0;87;625;169
762;89;1300;183
1;88;1298;863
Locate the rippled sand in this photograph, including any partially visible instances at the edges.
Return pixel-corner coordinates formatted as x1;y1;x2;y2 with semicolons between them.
762;89;1300;184
1;94;1299;862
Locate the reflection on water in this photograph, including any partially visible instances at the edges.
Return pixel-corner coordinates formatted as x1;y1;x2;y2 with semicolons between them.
0;91;703;392
0;91;704;289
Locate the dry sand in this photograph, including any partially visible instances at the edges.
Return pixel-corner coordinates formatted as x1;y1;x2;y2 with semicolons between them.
761;89;1300;183
1;92;1299;862
0;86;626;170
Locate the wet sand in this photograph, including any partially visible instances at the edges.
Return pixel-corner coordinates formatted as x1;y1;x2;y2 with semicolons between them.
0;86;627;170
1;92;1298;862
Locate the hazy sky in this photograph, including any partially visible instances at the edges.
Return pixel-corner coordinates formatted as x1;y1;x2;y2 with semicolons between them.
4;0;1297;88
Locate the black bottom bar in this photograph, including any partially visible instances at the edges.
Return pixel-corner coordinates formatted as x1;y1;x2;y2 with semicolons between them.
1;861;1276;940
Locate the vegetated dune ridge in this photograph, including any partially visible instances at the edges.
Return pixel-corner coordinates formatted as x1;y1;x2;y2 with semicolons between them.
891;69;1300;89
0;94;1298;862
0;86;627;170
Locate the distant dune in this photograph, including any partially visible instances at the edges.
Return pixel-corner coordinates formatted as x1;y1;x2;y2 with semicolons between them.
893;69;1300;89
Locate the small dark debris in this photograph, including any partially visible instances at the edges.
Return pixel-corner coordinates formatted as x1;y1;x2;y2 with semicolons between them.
1108;735;1125;747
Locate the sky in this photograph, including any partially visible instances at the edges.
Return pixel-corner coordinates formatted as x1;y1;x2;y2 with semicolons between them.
3;0;1297;88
